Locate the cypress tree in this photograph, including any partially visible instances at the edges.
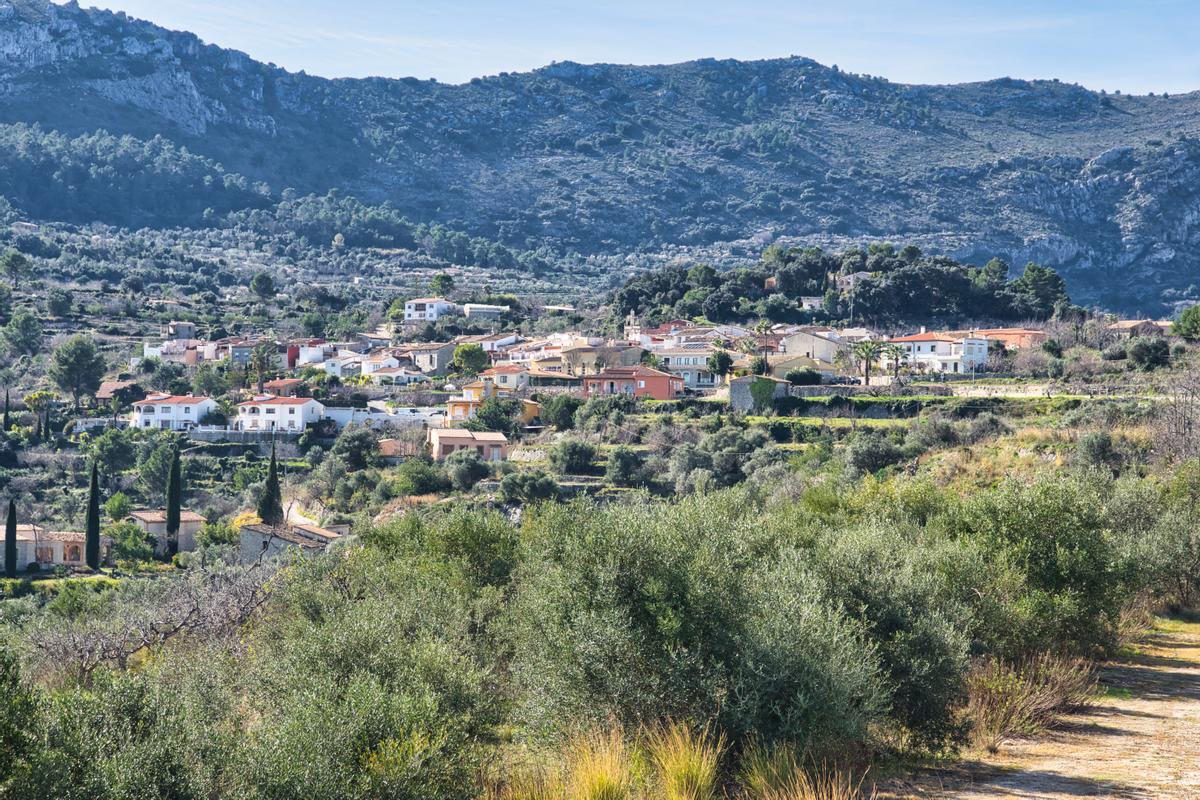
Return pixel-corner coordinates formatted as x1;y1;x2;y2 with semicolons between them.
2;389;8;431
257;442;284;527
33;415;40;442
4;499;16;579
166;446;182;556
85;461;101;570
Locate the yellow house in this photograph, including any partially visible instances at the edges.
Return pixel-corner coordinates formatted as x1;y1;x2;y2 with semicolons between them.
445;379;540;427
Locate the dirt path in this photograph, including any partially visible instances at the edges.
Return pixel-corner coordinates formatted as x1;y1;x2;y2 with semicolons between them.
882;619;1200;799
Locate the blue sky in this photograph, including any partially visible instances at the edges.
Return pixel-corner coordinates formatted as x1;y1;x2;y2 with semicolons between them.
73;0;1199;93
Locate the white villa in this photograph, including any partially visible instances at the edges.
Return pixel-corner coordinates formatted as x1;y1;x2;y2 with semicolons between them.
888;332;989;373
235;395;325;432
403;297;459;323
130;394;217;430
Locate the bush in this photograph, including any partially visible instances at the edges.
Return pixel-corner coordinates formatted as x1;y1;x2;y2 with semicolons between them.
1100;343;1126;361
844;431;906;475
445;449;490;491
1127;336;1169;370
392;457;450;496
548;439;598;475
1076;431;1117;470
106;521;154;562
966;654;1095;752
960;476;1131;655
508;494;890;747
499;470;559;505
604;446;643;487
784;367;822;386
541;394;584;430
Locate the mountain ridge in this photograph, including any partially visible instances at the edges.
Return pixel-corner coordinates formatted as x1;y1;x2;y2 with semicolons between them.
4;0;1200;312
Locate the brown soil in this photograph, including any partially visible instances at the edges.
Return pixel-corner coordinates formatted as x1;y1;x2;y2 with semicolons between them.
880;619;1200;799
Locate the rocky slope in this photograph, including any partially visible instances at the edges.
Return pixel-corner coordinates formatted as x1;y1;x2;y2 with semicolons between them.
3;0;1200;311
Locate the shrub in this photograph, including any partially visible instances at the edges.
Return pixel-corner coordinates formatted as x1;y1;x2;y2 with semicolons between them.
960;476;1129;655
392;457;450;496
1127;336;1169;370
499;470;559;505
445;449;490;491
784;367;822;386
549;439;598;475
844;432;905;475
542;394;584;430
1076;431;1117;470
1100;343;1126;361
966;654;1095;752
604;446;643;487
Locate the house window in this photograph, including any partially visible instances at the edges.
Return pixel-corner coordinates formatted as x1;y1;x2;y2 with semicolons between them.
266;408;276;414
288;408;296;415
184;407;191;414
637;380;646;388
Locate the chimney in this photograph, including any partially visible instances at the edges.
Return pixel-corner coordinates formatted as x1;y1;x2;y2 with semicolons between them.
919;325;927;334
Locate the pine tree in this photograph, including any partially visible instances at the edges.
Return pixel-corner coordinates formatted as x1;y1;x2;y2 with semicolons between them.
257;442;284;527
4;499;16;579
166;447;181;556
85;462;101;570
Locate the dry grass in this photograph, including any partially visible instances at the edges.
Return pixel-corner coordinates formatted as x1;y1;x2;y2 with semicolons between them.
565;727;639;800
966;654;1097;753
645;722;724;800
740;743;874;800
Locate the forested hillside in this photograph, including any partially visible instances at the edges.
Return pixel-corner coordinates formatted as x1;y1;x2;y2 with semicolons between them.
3;0;1200;310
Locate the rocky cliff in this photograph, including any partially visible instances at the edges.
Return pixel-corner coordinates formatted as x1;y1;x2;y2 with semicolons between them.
2;0;1200;311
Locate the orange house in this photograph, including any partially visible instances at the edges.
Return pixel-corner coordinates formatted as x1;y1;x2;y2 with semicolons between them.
581;365;684;401
971;328;1048;350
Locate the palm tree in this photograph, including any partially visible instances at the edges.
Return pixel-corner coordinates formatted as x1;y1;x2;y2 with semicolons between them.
851;340;885;386
249;341;276;393
881;343;907;382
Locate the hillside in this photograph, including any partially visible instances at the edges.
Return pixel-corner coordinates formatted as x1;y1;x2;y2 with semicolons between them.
3;0;1200;311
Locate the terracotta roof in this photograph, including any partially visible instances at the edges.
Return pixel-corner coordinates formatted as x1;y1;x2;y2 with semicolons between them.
1107;320;1156;330
240;523;338;548
264;378;304;387
130;509;206;524
888;332;957;343
96;380;140;400
140;394;212;405
406;297;448;304
430;429;508;443
238;395;320;406
586;365;678;380
481;364;527;374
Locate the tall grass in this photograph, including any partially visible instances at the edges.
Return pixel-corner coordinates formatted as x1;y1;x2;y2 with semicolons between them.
740;742;874;800
646;722;724;800
565;727;638;800
966;653;1097;752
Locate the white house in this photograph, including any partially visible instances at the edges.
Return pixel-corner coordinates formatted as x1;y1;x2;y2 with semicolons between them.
404;297;459;323
463;303;510;318
781;329;848;365
130;394;217;431
888;332;989;373
368;367;427;386
799;296;823;311
360;352;402;375
236;395;325;431
130;509;206;555
321;353;362;378
652;345;723;388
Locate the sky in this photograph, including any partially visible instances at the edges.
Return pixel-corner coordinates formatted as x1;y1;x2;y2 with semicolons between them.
66;0;1200;94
